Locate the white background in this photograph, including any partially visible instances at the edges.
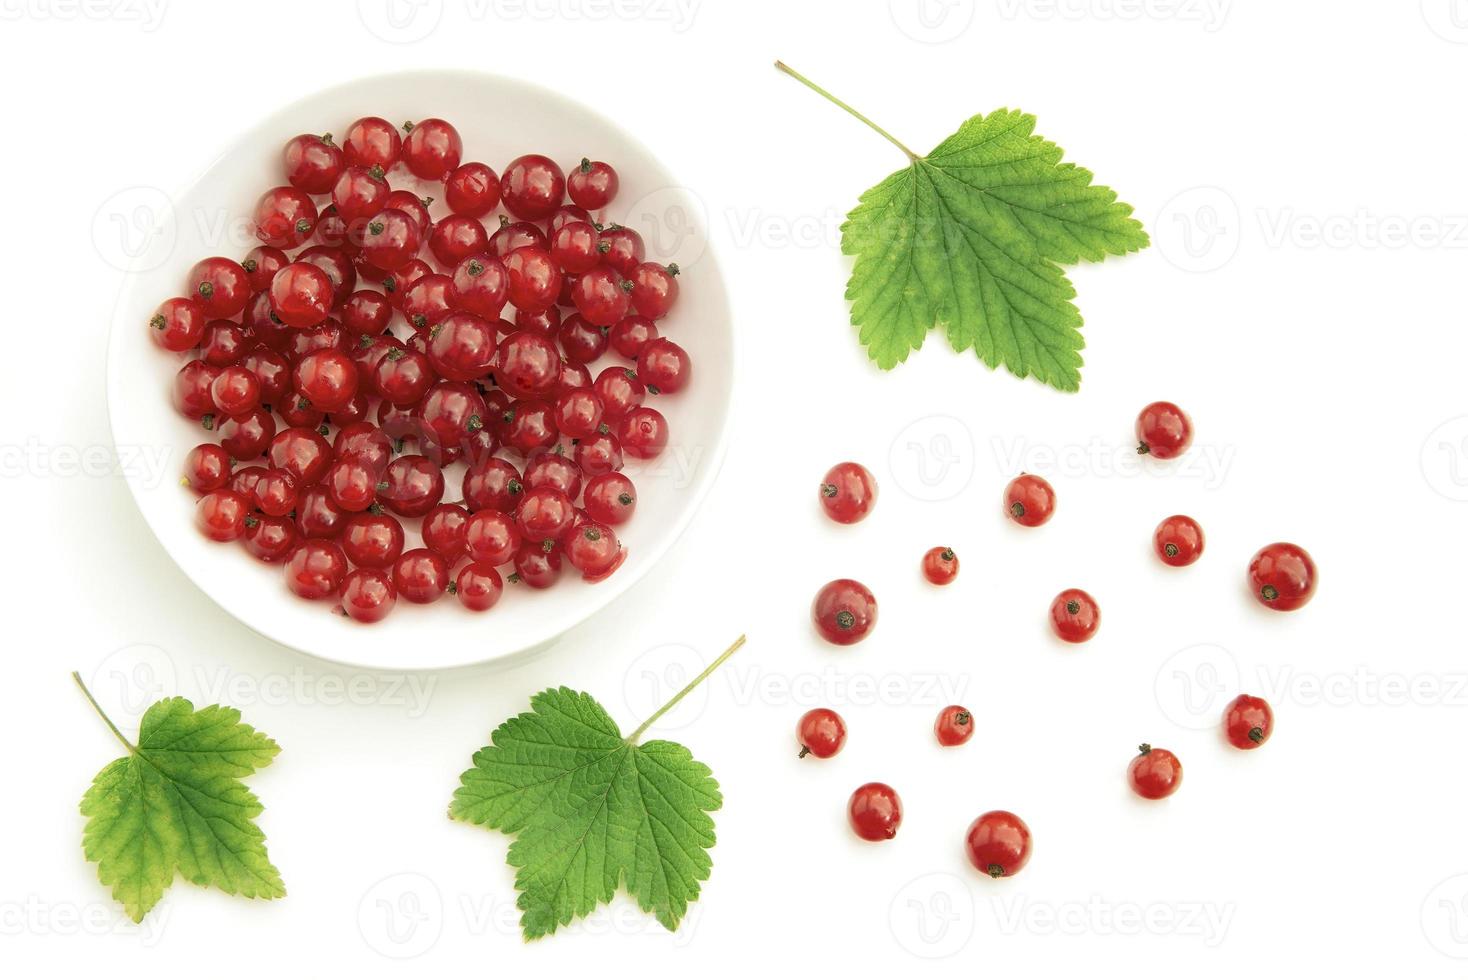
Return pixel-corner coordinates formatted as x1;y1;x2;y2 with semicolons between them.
3;0;1468;975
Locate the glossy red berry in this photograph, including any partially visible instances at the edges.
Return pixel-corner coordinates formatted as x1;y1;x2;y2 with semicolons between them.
292;349;359;413
1154;515;1205;567
268;426;333;486
454;562;504;611
1049;588;1100;643
150;297;207;352
629;262;679;319
1004;473;1055;527
340;568;396;624
1128;744;1183;800
200;320;248;367
501;154;566;220
819;462;877;524
402;118;462;180
331;165;390;224
608;315;658;360
598;225;645;277
252;467;299;518
342;116;401;171
209;365;260;417
1248;542;1317;611
444;161;501;216
269;262;333;328
283;133;344;194
242;514;298;564
934;705;974;746
512;539;563;589
495;330;561;399
295;486;346;539
1136;401;1193;459
393;548;450;604
449;254;509;319
796;708;846;759
376;455;444;518
283;539;349;600
593;366;645;419
566;157;618;210
504;245;563;314
462;457;525;513
217;409;275;460
428;214;489;268
427;312;497;382
1223;694;1274;749
564;522;624;579
572;265;631;326
421;503;470;562
489;217;548;257
636;338;691;394
549;220;601;274
242;246;289;292
848;783;902;841
195;490;249;542
616;406;668;459
964;810;1031;878
921;547;958;585
811;579;877;645
359;208;422;272
187;257;250;318
553;387;605;439
583;472;636;525
253;186;317;248
341;510;406;569
182;444;231;493
464;509;521;566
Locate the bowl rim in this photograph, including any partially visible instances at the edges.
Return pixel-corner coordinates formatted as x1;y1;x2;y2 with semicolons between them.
105;67;734;671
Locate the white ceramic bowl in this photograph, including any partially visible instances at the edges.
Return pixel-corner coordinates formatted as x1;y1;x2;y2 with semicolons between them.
107;70;732;670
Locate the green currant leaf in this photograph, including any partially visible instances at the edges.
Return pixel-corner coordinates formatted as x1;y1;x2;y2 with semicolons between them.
449;638;745;940
783;63;1149;391
75;677;286;922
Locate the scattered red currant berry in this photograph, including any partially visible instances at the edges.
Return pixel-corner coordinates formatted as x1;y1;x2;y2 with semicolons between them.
616;406;668;459
1154;514;1205;567
1049;588;1100;643
1223;694;1274;749
195;490;249;542
269;262;333;328
921;547;958;585
401;118;462;180
341;116;401;171
283;133;344;194
934;705;974;746
187;257;250;318
182;444;232;493
964;810;1031;878
253;186;317;248
1004;473;1055;527
341;510;405;569
501;154;566;220
464;509;521;566
796;708;846;759
629;262;679;319
454;562;504;611
819;462;877;524
1136;401;1193;459
567;157;618;210
1248;542;1317;611
149;297;207;352
847;782;902;841
636;338;691;393
340;568;397;624
283;539;349;600
1128;744;1183;800
393;548;450;604
583;472;636;525
444;162;501;216
811;579;878;645
243;514;298;564
564;522;623;579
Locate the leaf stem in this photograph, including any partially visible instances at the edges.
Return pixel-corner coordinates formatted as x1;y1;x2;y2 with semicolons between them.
71;670;138;754
627;635;746;744
774;61;919;163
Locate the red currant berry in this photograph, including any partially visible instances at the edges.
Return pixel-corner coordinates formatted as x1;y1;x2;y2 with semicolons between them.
1128;744;1183;800
276;389;325;429
331;165;390;227
421;503;470;562
1248;542;1317;611
934;705;974;746
195;490;249;542
241;346;290;404
464;509;521;566
819;462;877;524
504;245;563;314
564;521;623;578
384;189;433;236
1136;401;1193;459
150;297;207;352
516;486;576;541
253;186;317;248
489;216;548;257
228;465;267;499
393;548;450;604
284;539;349;600
269;262;333;328
512;539;563;589
1154;515;1205;567
401;273;455;332
242;245;289;292
550;220;602;274
340;567;397;624
297;246;358;308
449;254;508;319
628;262;679;319
566;157;618;210
1049;589;1100;643
341;509;406;569
200;319;249;367
524;451;582;498
583;472;636;525
572;266;632;327
495;330;561;399
557;313;608;363
443;161;501;216
243;514;298;564
454;562;504;611
342;116;401;171
427;311;497;382
501;154;566;220
268;426;333;485
333;421;393;474
187;256;250;318
295;485;346;539
252;467;299;517
376;455;444;518
1005;474;1055;527
172;360;219;420
292;349;359;413
323;458;377;513
921;547;959;585
372;347;435;408
415;380;488;458
182;444;231;493
463;457;525;513
209;365;261;417
359;208;422;272
616;406;668;459
217;409;275;460
402;118;462;180
429;214;489;268
283;133;344;194
1223;694;1274;749
574;428;624;476
964;810;1031;878
796;708;846;759
597;225;644;276
847;782;902;841
812;579;877;645
553;387;605;439
608;315;658;360
636;338;691;394
338;290;392;336
593;366;645;419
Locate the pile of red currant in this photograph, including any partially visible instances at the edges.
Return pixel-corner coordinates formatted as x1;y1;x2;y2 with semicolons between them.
800;401;1313;876
151;116;693;623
